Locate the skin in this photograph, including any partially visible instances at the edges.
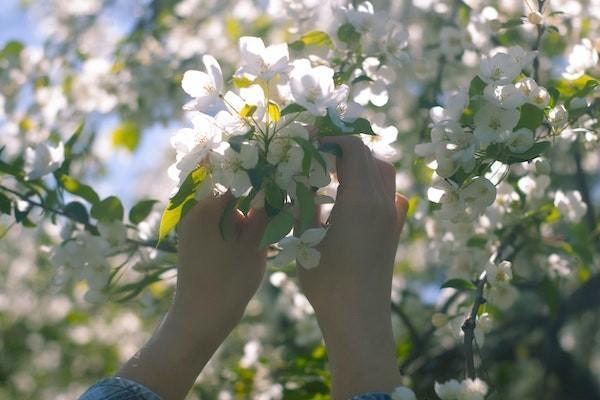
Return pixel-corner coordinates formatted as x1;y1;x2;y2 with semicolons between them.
116;135;408;400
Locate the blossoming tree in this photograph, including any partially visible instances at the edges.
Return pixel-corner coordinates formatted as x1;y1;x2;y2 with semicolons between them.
0;0;599;399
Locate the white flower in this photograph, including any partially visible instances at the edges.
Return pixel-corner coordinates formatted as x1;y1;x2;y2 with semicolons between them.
486;260;513;286
267;122;310;189
344;1;386;37
529;86;550;109
236;36;290;81
548;104;568;127
167;113;223;184
222;84;267;125
289;59;340;116
479;52;521;85
97;220;128;246
461;176;497;214
547;253;571;277
429;89;469;123
390;386;416;400
517;174;550;199
181;55;224;115
562;39;599;80
380;25;409;64
440;26;467;58
434;379;462;400
473;102;520;146
353;57;396;107
211;143;259;197
24;141;65;180
483;84;527;109
508;45;536;70
554;190;588;223
362;113;399;161
515;77;538;97
273;228;327;269
502;127;534;153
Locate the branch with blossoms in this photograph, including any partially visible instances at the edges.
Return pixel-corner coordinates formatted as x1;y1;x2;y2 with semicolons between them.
159;8;409;269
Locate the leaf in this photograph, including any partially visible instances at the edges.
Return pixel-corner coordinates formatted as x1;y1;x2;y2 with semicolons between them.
60;175;100;204
501;18;523;29
259;209;294;248
548;87;560;108
318;142;343;157
351;75;374;84
64;201;89;225
129;199;158;224
233;76;253;88
493;141;551;164
296;182;315;232
348;117;375;135
111;121;140;152
515;103;544;130
158;167;208;243
265;182;285;212
268;101;281;122
0;159;21;177
337;23;360;44
240;104;257;118
292;137;326;172
91;196;124;222
280;103;306;117
298;30;334;48
0;191;11;214
0;41;24;59
441;278;477;291
315;113;345;136
468;76;486;98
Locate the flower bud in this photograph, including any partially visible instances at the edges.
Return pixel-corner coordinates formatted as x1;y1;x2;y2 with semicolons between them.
528;11;544;25
530;86;549;108
548;104;568;127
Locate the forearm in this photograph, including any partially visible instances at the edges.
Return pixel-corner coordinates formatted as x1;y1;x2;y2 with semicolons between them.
116;302;242;400
315;304;401;400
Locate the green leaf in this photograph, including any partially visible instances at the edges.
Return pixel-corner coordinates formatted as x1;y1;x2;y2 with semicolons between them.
259;209;294;248
292;137;326;173
351;75;374;84
0;41;24;59
129;199;158;224
111;121;140;152
515;103;544;130
60;175;100;204
296;182;315;232
548;87;560;108
318;142;343;157
64;201;89;225
265;182;285;211
0;191;11;214
91;196;124;222
337;23;360;44
280;103;306;117
348;117;375;135
467;236;488;248
493;141;551;164
441;278;477;291
468;76;486;98
299;30;334;48
501;18;523;29
158;167;208;243
315;113;345;136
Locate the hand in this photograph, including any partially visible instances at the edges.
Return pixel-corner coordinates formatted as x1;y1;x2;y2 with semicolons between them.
117;192;267;400
297;136;409;400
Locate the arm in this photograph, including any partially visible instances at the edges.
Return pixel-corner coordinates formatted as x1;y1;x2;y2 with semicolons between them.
115;193;268;400
297;136;409;400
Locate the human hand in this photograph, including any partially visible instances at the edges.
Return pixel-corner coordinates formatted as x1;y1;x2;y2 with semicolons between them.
117;192;267;400
297;136;409;400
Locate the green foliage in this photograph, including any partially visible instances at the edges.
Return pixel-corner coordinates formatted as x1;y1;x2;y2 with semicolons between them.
0;191;12;214
289;30;334;51
280;103;307;116
490;141;551;164
515;103;545;131
64;201;89;225
158;166;208;243
91;196;124;222
59;175;100;204
129;199;158;224
259;209;294;248
111;121;141;152
441;278;477;291
296;182;315;232
337;23;360;44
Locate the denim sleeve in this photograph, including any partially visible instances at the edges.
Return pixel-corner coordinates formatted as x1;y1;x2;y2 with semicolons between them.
79;376;392;400
350;393;393;400
79;377;163;400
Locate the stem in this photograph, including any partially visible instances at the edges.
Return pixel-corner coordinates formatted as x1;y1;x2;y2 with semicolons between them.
0;185;176;253
461;272;487;379
532;0;546;82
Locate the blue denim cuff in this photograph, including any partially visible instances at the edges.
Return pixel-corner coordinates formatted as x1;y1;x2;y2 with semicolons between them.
79;376;163;400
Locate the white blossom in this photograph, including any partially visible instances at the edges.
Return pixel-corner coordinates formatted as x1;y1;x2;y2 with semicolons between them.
554;190;588;223
211;143;259;197
289;59;340;116
181;55;224;115
479;52;521;85
236;37;290;81
24;141;65;180
486;260;513;286
273;228;327;269
473;102;520;146
562;39;599;80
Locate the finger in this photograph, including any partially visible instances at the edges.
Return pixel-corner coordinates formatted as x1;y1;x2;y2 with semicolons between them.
375;159;396;201
364;145;386;199
395;193;409;238
320;136;374;194
241;206;268;247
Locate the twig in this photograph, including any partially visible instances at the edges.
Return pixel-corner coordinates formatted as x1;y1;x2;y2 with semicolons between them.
461;272;487;379
0;185;176;253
